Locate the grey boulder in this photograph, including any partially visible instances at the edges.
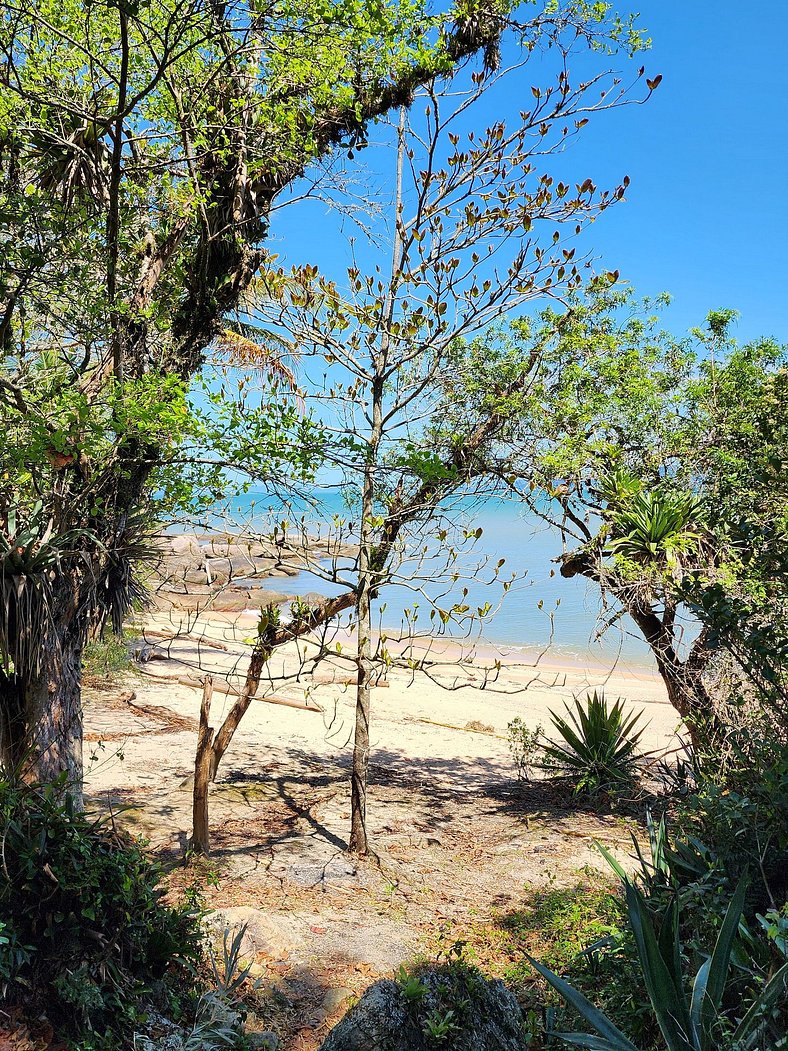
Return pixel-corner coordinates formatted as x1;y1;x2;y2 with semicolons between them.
318;968;527;1051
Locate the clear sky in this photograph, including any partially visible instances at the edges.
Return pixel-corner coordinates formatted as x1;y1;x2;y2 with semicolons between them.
267;1;788;348
563;0;788;345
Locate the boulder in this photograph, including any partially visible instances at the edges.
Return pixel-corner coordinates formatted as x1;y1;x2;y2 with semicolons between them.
318;967;528;1051
167;533;202;557
205;906;304;960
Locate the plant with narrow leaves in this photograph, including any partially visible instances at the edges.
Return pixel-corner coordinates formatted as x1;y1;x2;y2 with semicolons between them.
529;877;788;1051
607;490;706;569
541;692;647;794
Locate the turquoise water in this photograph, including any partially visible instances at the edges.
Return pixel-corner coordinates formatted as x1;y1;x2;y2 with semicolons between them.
206;488;678;671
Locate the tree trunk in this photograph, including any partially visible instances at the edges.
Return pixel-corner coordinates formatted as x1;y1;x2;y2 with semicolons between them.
350;570;372;856
209;638;268;782
0;631;85;808
208;591;357;782
191;677;214;855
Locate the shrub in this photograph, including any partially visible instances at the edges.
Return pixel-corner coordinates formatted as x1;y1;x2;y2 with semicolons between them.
506;717;543;781
542;691;646;795
531;877;788;1051
82;632;133;686
0;775;202;1047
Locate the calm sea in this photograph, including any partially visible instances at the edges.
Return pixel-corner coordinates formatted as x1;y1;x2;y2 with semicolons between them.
203;488;686;673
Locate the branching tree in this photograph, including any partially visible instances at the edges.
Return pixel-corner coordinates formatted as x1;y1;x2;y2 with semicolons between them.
0;0;653;799
456;287;788;746
0;0;568;796
209;29;655;850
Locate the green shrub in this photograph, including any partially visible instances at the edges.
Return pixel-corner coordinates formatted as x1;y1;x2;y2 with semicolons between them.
82;632;133;685
506;717;543;782
531;878;788;1051
0;775;202;1047
542;691;646;795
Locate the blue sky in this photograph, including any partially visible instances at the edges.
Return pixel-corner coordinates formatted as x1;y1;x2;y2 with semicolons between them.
565;1;788;344
267;1;787;348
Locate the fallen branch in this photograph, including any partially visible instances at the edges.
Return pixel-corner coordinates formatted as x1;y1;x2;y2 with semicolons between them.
135;668;322;713
141;628;233;653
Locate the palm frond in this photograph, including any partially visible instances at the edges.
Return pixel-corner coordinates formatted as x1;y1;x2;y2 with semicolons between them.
215;327;299;393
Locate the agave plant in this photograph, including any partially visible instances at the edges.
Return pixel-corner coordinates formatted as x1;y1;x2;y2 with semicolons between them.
529;877;788;1051
607;489;705;568
541;691;647;794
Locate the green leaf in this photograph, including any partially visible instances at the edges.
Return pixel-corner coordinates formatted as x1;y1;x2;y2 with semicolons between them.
624;881;694;1051
526;955;640;1051
690;877;747;1047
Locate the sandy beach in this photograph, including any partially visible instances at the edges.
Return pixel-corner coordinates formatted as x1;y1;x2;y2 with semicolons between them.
82;604;678;1049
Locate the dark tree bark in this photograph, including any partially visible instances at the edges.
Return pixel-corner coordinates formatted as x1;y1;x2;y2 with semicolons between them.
558;549;718;748
0;576;85;805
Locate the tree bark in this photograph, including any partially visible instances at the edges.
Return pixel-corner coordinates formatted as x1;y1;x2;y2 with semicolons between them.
558;549;717;748
1;6;512;802
191;677;214;855
350;538;373;856
209;635;268;782
208;591;356;782
0;631;85;809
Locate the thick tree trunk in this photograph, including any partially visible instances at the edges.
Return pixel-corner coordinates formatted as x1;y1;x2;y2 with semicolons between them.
559;551;718;749
0;634;85;808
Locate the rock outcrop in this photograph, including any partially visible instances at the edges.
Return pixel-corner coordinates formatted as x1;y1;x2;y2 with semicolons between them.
151;531;356;612
318;967;528;1051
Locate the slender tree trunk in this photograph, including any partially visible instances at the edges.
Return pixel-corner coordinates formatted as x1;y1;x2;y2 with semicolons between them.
208;592;357;782
209;637;268;781
191;677;214;855
348;107;406;856
350;498;374;855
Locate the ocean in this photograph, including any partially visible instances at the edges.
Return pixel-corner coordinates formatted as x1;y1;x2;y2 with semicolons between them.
203;488;686;674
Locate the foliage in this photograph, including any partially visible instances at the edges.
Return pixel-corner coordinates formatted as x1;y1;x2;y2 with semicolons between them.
507;716;543;781
443;874;650;1047
541;692;647;795
6;0;578;784
135;926;262;1051
531;877;788;1051
393;958;520;1048
679;768;788;915
82;633;133;687
0;775;202;1047
460;288;788;740
607;490;706;574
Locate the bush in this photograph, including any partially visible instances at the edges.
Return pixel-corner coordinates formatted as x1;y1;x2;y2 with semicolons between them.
532;877;788;1051
82;632;133;686
0;775;202;1047
506;717;543;781
542;691;646;795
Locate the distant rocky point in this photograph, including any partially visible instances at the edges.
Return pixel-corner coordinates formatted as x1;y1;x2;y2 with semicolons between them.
151;531;358;613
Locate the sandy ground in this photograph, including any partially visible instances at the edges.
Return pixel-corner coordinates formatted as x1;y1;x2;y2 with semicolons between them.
84;611;679;1049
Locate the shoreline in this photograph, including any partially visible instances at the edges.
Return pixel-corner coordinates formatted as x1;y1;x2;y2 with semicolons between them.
151;529;663;695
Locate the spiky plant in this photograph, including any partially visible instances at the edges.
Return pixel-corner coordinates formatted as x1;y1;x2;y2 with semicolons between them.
528;877;788;1051
607;490;705;568
0;503;99;677
541;691;647;795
